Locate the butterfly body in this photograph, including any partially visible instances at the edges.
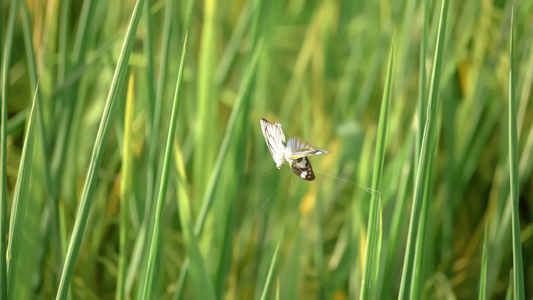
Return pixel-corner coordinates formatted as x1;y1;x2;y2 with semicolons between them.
260;118;330;181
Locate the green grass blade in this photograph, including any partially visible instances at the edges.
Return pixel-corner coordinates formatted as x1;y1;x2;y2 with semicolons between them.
173;40;262;300
479;223;488;300
6;84;38;298
0;0;18;298
505;270;513;300
398;0;449;298
55;0;146;298
410;149;434;298
260;242;281;300
135;0;172;296
195;41;262;238
381;133;414;298
214;0;254;86
507;9;525;300
20;1;65;279
175;154;216;300
194;0;218;201
139;32;188;300
416;0;429;169
116;74;135;300
360;32;394;300
146;0;174;203
371;199;383;299
173;36;216;298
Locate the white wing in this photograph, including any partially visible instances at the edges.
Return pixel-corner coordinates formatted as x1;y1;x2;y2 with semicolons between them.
287;136;330;159
260;118;286;168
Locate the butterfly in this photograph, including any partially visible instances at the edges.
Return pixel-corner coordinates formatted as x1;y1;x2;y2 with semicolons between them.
260;118;331;181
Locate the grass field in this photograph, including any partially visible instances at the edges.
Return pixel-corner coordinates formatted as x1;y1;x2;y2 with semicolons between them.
1;0;533;299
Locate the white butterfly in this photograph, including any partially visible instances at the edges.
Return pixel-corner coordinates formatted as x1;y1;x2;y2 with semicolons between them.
260;118;331;181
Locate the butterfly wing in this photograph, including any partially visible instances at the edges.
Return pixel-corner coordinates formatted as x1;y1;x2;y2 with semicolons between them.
287;136;330;159
291;157;315;181
260;118;286;168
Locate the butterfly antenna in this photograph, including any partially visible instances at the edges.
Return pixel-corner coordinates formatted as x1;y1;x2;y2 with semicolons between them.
313;169;381;200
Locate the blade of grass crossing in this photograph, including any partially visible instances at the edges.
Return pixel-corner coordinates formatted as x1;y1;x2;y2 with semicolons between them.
381;134;414;298
6;85;38;298
398;0;449;298
410;142;435;298
260;242;281;300
0;0;18;298
479;223;488;300
139;32;189;299
360;33;395;300
136;0;174;296
55;0;146;298
508;10;525;300
116;74;135;300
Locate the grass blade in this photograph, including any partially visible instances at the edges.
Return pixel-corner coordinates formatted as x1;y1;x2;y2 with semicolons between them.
260;242;281;300
398;0;449;298
20;1;65;280
173;34;215;299
6;84;38;298
173;40;263;300
139;32;189;299
55;0;146;298
0;0;18;298
479;223;488;300
194;0;218;200
507;9;525;300
360;32;395;300
116;74;135;300
410;151;434;298
175;148;216;300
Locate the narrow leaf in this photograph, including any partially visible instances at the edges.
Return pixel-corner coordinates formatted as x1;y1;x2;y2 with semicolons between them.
55;0;146;298
398;0;449;298
0;0;19;297
6;84;38;298
508;8;525;300
139;32;189;299
260;242;281;300
116;73;135;300
360;32;395;299
479;223;488;300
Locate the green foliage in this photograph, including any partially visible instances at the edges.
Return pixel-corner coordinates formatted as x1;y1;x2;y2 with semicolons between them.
1;0;532;299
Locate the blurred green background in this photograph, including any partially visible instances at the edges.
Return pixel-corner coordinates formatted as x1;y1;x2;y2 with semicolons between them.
1;0;532;299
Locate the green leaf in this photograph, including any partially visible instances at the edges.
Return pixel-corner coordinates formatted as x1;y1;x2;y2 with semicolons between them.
260;242;281;300
398;0;449;298
173;41;263;299
479;223;488;300
360;32;395;300
139;32;190;300
55;0;146;298
6;84;38;299
116;73;135;300
507;9;525;300
0;0;19;298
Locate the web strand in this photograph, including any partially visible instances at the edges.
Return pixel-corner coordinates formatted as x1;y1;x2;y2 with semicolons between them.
313;169;381;200
254;169;292;218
